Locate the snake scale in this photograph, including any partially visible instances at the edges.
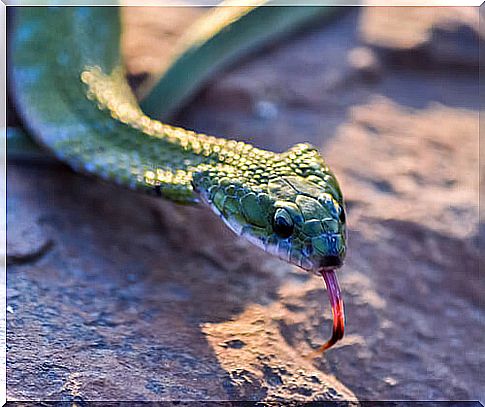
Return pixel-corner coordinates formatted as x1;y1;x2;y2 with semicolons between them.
10;4;347;352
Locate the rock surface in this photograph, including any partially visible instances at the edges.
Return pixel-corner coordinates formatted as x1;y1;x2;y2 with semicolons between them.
7;6;482;402
360;6;480;69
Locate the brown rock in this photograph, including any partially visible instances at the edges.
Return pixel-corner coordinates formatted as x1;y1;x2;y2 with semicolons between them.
347;46;382;82
359;7;480;69
7;196;53;265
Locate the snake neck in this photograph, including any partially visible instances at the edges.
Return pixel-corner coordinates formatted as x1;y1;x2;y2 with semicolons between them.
80;65;283;195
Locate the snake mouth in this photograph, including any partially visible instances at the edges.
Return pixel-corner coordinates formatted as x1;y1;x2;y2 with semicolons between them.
319;255;343;268
314;267;345;353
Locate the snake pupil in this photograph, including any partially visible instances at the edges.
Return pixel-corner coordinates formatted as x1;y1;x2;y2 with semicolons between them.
273;208;294;238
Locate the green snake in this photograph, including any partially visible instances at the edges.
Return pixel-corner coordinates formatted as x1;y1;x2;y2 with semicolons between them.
10;5;347;352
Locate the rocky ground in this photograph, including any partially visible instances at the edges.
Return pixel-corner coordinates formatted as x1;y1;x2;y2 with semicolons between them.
7;6;483;403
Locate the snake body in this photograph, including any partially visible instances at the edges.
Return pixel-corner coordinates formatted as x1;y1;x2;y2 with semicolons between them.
11;5;347;351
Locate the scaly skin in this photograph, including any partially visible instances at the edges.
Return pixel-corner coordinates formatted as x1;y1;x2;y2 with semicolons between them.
11;6;347;351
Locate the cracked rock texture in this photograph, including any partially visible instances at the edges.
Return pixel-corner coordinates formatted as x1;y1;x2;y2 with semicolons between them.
7;6;482;402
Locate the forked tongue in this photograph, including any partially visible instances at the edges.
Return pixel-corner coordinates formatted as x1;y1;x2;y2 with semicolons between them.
314;268;345;354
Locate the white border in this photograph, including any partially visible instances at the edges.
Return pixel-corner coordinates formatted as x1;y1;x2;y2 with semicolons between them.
1;1;482;404
3;0;485;6
1;1;6;405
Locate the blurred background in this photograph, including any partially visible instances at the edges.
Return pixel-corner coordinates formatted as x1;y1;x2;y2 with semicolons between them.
6;5;482;402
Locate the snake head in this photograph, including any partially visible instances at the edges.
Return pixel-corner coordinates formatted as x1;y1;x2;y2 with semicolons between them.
192;143;346;274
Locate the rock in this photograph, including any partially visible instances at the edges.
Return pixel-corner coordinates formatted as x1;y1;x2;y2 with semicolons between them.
359;7;480;69
7;196;53;265
347;46;382;82
7;163;356;402
121;7;206;99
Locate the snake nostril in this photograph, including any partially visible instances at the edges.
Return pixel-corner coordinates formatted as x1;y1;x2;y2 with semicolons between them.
320;255;342;268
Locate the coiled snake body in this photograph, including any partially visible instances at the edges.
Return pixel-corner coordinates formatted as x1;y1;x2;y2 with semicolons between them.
11;5;347;352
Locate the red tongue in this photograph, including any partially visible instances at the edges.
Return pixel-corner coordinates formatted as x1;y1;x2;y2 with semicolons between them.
316;268;345;353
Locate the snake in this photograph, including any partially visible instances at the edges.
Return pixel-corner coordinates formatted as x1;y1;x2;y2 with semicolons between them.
10;4;347;353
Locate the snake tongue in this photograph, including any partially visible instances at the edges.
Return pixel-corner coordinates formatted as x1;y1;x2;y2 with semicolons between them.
317;268;345;353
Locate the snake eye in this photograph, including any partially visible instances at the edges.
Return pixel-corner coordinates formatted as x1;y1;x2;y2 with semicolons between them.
273;208;294;238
